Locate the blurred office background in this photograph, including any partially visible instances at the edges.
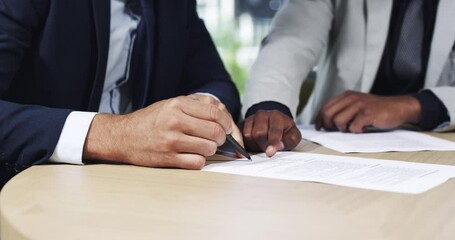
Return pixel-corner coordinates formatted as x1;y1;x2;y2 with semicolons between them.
197;0;285;95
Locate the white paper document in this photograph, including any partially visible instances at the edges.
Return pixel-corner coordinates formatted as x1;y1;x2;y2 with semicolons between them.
204;152;455;194
298;126;455;153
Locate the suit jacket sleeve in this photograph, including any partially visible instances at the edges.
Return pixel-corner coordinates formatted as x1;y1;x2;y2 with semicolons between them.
182;0;241;121
0;0;72;185
241;0;334;119
427;87;455;131
424;47;455;132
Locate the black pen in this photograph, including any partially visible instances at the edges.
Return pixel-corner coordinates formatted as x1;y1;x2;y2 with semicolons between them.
226;134;251;160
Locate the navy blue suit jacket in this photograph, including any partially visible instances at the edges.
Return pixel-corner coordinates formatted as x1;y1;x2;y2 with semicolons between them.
0;0;240;185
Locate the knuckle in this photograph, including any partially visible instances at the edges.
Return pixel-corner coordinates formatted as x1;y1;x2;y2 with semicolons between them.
211;124;224;140
211;97;220;105
164;135;180;150
270;110;284;119
168;97;182;108
244;115;254;123
279;112;291;122
269;110;279;114
209;106;220;120
252;129;267;141
269;127;282;136
243;129;252;139
166;116;181;129
218;102;227;112
256;110;269;118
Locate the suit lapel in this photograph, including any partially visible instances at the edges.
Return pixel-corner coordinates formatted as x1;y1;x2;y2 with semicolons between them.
88;0;111;111
424;0;455;88
361;0;393;92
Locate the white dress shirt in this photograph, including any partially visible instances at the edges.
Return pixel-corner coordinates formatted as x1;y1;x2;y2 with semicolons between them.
50;0;140;164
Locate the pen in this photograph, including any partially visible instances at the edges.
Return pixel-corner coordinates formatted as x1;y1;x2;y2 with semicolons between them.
226;134;251;160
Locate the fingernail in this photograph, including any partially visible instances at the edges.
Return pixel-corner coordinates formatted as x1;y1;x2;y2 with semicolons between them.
265;145;275;154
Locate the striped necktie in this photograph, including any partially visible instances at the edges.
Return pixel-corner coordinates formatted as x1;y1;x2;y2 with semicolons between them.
393;0;424;81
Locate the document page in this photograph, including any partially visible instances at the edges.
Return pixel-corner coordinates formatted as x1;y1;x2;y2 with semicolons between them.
298;126;455;153
203;152;455;194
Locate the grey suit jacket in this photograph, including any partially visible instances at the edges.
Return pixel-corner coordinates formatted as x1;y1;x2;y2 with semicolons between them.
243;0;455;131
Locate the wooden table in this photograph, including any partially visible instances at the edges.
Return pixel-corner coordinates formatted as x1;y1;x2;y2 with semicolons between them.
1;132;455;240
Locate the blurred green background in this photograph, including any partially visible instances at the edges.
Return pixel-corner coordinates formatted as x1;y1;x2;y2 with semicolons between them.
212;26;249;94
197;0;283;96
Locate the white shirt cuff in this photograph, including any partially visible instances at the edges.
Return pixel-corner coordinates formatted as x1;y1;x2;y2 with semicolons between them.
49;111;97;165
194;92;220;102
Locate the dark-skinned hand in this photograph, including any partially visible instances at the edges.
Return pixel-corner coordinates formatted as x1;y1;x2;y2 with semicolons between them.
315;91;422;133
240;110;301;157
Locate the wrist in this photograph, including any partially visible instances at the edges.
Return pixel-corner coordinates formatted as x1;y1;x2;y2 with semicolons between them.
402;96;422;124
83;114;128;163
245;101;293;119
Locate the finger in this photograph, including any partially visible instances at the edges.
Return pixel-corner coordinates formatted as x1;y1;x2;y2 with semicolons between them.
282;126;302;150
172;134;219;157
241;117;261;152
173;153;207;170
251;111;272;152
177;97;232;134
349;112;374;133
323;91;355;109
177;113;226;146
265;142;283;157
332;101;364;132
265;112;287;156
320;93;360;131
146;152;206;170
267;112;285;145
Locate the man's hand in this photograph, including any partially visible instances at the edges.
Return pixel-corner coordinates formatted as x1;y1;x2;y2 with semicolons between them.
315;91;422;133
241;110;301;157
83;95;237;170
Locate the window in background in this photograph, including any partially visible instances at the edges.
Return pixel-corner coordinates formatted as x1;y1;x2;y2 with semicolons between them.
197;0;285;95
